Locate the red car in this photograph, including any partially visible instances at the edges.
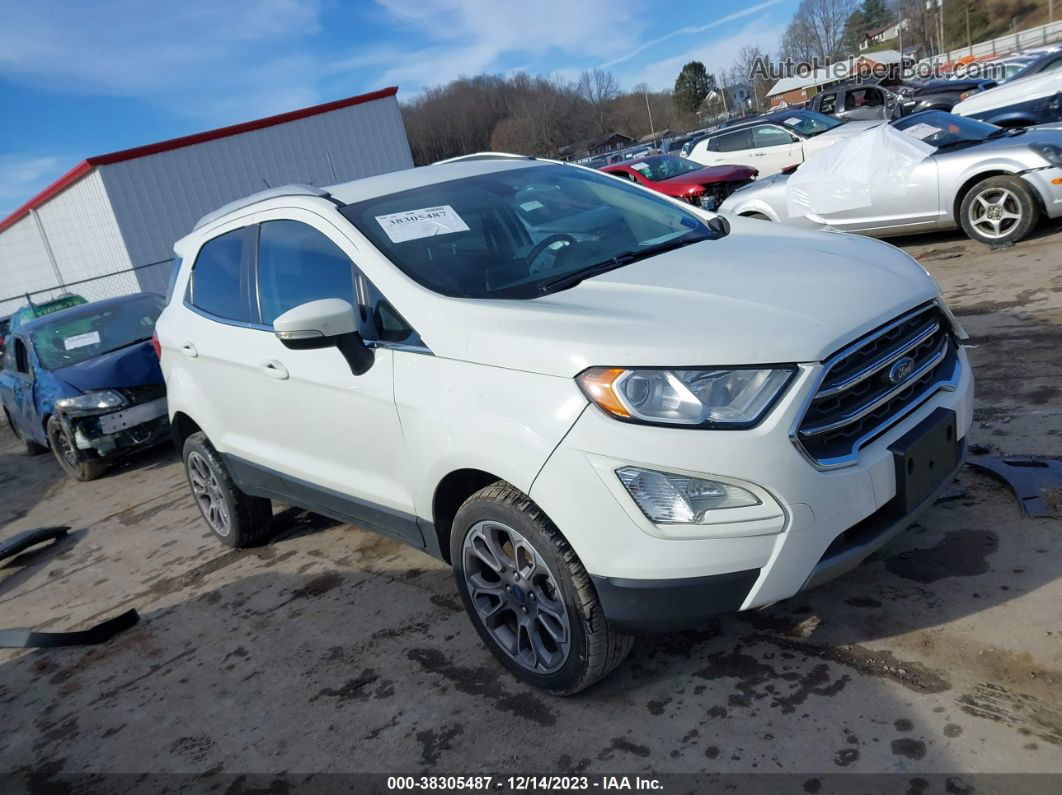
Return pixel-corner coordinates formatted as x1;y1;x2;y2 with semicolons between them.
600;155;756;209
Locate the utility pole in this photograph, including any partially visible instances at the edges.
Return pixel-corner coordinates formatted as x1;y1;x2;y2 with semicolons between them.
643;87;656;147
966;4;972;55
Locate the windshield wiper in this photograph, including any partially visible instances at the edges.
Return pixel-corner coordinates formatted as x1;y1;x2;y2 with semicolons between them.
538;232;709;295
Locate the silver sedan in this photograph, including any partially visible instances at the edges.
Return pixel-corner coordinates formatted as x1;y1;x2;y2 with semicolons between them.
720;111;1062;245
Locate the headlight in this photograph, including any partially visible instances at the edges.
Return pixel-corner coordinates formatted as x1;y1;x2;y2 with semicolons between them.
1029;143;1062;167
55;390;127;411
576;366;794;427
616;467;760;523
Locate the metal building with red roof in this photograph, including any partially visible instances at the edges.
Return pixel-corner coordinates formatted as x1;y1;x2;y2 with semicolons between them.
0;87;411;313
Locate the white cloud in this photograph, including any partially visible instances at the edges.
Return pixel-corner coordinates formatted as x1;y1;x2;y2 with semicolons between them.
328;0;645;91
618;18;787;91
0;0;325;124
0;154;68;217
599;0;785;69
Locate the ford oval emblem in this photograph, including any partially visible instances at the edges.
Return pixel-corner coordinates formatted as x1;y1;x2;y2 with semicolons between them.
887;356;915;384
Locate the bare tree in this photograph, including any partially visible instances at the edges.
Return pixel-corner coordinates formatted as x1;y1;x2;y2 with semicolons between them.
576;68;620;135
732;45;773;113
780;0;856;61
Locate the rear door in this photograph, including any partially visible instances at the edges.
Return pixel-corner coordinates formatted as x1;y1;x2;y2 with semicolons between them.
746;124;804;175
689;129;753;167
173;221;267;460
2;336;43;444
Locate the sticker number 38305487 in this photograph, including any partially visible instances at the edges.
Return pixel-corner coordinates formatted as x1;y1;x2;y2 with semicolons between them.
375;205;470;243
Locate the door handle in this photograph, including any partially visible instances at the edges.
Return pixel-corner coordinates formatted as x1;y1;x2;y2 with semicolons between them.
180;342;198;358
753;152;766;156
259;360;289;380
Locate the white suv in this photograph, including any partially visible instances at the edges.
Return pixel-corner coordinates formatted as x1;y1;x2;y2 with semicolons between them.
156;156;974;694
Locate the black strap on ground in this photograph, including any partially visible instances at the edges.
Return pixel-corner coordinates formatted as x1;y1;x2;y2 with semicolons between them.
0;526;69;562
0;608;140;648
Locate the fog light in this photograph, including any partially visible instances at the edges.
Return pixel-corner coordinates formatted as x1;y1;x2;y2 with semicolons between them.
616;467;760;523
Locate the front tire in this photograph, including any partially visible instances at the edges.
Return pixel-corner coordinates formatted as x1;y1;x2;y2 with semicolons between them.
959;175;1039;246
182;431;272;547
450;482;632;695
47;416;107;481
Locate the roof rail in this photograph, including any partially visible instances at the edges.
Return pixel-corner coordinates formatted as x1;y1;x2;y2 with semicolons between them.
433;152;536;165
193;184;332;230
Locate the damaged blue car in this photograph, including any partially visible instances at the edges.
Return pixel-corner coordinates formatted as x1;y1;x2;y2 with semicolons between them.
0;293;169;481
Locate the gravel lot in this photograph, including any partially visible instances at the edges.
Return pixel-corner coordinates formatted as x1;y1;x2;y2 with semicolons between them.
1;223;1060;783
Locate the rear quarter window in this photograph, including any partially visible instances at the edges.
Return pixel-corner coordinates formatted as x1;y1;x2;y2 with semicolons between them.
188;228;253;322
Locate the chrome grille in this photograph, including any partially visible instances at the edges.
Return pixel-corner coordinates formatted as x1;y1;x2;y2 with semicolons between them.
795;303;960;468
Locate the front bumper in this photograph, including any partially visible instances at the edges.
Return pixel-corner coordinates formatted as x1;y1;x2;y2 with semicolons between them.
1022;166;1062;219
529;347;974;633
63;397;170;462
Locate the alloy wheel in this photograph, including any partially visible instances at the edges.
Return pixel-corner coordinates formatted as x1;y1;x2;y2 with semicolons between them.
968;187;1022;240
461;520;571;674
187;451;230;536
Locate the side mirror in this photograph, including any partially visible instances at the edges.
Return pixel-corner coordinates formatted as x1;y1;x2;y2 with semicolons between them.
273;298;374;376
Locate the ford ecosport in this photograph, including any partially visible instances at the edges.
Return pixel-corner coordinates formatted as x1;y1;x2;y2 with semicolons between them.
155;156;974;694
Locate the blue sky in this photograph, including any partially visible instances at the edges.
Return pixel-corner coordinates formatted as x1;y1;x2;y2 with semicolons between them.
0;0;797;216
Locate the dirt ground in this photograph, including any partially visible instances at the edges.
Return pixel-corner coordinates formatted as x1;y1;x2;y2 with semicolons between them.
1;222;1060;785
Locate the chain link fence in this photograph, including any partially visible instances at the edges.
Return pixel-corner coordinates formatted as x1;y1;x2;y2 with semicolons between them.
0;259;175;318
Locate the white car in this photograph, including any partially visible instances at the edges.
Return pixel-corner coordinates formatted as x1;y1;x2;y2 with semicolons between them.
685;110;879;176
952;68;1062;126
156;156;973;694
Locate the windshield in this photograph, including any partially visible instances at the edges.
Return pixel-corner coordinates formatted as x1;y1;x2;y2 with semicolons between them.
893;111;1001;148
624;156;705;181
30;294;164;370
772;110;842;137
341;164;721;300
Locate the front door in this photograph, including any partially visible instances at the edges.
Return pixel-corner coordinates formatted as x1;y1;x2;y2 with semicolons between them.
808;157;941;233
247;210;419;544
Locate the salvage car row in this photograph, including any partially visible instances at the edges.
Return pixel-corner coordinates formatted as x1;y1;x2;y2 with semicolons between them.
3;63;1060;689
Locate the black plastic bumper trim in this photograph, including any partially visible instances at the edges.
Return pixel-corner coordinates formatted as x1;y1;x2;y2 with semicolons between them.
591;568;760;634
802;437;967;592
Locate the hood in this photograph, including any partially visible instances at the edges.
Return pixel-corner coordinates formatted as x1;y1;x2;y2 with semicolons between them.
53;340;163;392
419;219;939;377
953;70;1062;115
662;165;756;186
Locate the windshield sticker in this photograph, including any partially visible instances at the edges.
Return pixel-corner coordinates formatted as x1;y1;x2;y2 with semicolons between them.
63;331;100;350
783;117;801;127
631;163;652;174
519;200;544;211
375;205;470;243
901;123;943;141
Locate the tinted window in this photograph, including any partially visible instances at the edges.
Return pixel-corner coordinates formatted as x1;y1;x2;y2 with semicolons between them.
14;338;30;374
817;92;838;114
341;164;719;300
709;130;753;152
190;229;249;321
845;88;883;110
30;295;165;370
257;221;356;326
752;125;796;148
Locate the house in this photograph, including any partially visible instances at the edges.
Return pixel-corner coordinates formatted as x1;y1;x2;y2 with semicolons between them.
766;50;905;108
860;19;910;51
558;132;636;160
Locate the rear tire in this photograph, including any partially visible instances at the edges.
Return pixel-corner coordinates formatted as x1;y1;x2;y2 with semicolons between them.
451;481;633;695
46;416;107;481
182;431;272;548
959;175;1039;246
4;409;46;456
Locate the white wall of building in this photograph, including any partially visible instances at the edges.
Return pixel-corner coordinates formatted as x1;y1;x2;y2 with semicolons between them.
0;170;136;315
102;94;413;292
0;93;413;311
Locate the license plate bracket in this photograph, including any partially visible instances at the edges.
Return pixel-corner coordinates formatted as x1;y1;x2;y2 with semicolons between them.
889;408;958;515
